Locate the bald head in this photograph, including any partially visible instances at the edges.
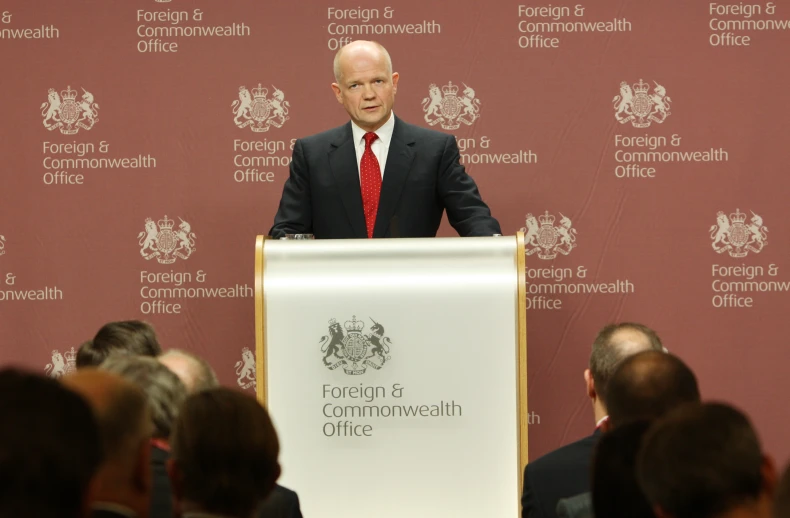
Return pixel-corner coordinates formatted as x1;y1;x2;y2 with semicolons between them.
159;349;219;394
604;350;700;427
62;370;152;465
588;322;664;402
333;40;392;83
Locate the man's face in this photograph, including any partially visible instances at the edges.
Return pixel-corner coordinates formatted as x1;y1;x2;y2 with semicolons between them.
332;48;399;132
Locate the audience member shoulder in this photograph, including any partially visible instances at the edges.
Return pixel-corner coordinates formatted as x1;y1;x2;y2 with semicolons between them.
528;432;599;472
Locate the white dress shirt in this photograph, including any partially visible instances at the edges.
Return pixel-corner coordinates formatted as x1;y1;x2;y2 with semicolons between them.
350;111;395;180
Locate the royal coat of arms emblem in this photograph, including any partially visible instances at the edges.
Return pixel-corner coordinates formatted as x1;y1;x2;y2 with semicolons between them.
232;84;290;132
41;86;99;134
521;211;578;260
138;216;197;264
710;209;768;258
422;81;481;130
320;316;392;375
613;79;671;128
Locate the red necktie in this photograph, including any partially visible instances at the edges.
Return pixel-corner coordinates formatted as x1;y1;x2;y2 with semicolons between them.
360;132;382;238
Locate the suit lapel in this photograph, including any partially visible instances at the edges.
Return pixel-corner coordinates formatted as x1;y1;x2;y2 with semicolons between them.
328;123;367;238
373;117;416;237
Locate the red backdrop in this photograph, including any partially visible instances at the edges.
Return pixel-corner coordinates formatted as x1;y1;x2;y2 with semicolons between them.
2;0;789;465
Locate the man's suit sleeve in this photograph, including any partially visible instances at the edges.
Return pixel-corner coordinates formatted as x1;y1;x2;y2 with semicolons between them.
269;139;313;238
437;135;502;237
522;464;545;518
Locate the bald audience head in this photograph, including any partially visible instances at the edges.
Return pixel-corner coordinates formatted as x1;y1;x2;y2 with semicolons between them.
604;350;700;427
62;369;153;517
585;323;664;421
159;349;219;394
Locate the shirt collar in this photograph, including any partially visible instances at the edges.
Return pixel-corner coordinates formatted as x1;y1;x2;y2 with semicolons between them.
595;415;609;430
351;111;395;149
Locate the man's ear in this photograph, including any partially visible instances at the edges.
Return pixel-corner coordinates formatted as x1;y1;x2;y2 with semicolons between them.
391;72;399;94
331;83;342;104
761;454;778;496
133;440;152;493
584;369;596;400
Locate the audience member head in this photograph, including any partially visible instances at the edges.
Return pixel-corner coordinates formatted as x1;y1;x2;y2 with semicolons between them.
775;464;790;518
604;350;700;427
638;402;776;518
62;370;153;518
159;349;219;394
592;420;655;518
169;388;281;518
0;368;102;518
77;320;162;368
585;322;664;422
100;355;187;440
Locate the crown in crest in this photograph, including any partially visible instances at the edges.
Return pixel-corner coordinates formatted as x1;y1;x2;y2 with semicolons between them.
155;0;172;3
344;316;365;333
61;86;78;101
730;209;747;224
64;347;77;363
442;82;459;96
158;216;175;230
539;211;555;226
633;79;650;94
252;83;268;98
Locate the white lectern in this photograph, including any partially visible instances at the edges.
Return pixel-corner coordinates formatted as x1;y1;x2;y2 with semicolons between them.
254;234;528;518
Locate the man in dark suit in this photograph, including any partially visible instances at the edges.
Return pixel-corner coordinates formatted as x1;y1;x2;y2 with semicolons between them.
521;323;664;518
270;40;500;239
556;350;702;518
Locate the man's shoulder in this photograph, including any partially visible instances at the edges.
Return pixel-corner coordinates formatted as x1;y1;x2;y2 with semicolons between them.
527;433;599;475
299;122;350;147
395;117;452;144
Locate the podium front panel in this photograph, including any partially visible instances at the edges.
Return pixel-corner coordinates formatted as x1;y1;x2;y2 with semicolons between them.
258;236;524;518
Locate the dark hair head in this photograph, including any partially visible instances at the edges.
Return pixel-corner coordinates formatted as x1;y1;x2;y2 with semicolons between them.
637;402;765;518
592;420;655;518
604;350;700;427
171;388;280;517
99;355;187;439
76;320;162;368
589;323;663;401
0;368;102;518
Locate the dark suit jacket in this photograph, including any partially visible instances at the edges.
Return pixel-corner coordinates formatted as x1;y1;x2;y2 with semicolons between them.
521;431;600;518
269;116;501;238
257;484;303;518
149;445;172;518
556;492;593;518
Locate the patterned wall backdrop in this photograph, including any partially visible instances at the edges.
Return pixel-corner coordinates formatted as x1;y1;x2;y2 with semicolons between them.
2;0;789;466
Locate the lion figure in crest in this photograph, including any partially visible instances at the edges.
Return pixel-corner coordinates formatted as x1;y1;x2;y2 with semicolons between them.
41;89;62;127
45;351;67;379
422;84;444;124
613;82;634;123
235;348;256;386
232;86;253;124
138;218;159;256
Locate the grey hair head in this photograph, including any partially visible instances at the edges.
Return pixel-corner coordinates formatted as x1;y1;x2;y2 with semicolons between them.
99;355;187;439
